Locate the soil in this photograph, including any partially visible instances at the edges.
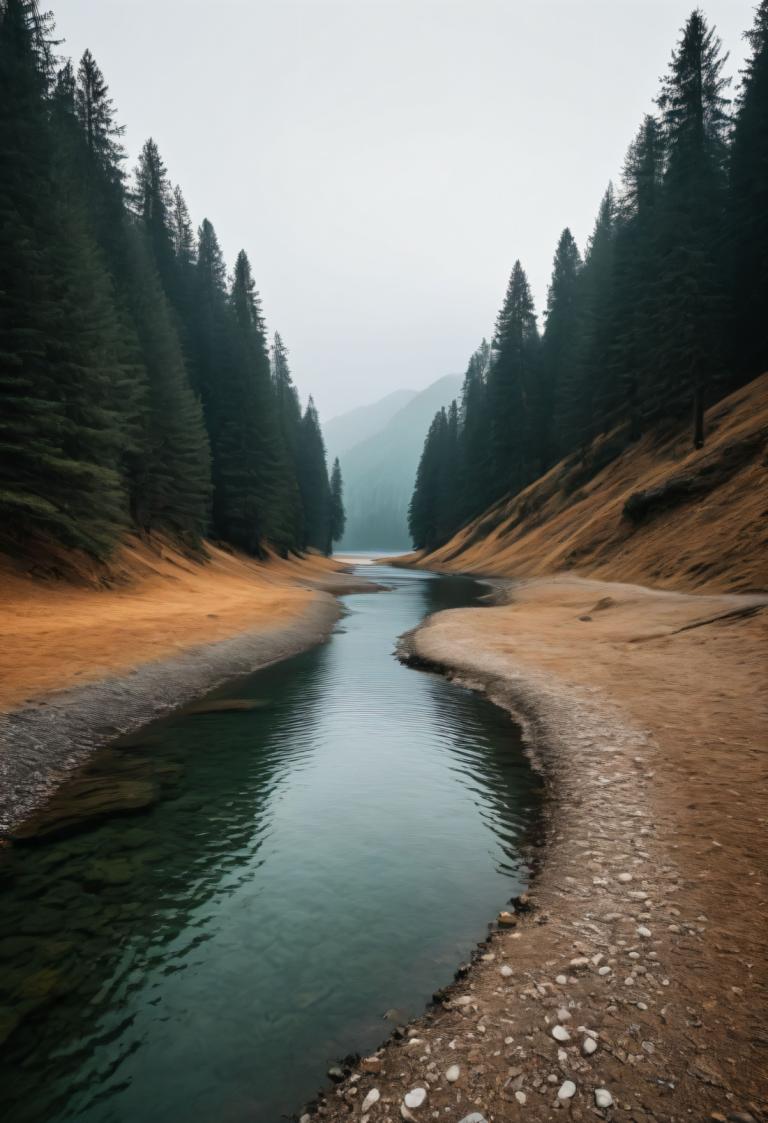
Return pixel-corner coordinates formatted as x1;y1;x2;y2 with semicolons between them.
412;374;768;595
313;576;767;1123
0;539;375;832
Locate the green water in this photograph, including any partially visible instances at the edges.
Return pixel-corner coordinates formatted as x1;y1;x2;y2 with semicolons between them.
0;565;540;1122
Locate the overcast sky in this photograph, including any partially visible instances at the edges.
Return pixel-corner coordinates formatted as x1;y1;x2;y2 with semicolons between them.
53;0;755;421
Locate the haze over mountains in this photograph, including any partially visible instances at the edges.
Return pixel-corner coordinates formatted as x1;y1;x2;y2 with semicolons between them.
325;375;462;552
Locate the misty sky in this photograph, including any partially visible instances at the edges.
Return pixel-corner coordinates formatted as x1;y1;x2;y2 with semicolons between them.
53;1;755;421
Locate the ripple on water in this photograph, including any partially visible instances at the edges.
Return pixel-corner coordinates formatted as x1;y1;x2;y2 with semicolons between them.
0;565;540;1123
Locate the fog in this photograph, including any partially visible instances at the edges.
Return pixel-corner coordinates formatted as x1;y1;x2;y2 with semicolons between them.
53;0;755;419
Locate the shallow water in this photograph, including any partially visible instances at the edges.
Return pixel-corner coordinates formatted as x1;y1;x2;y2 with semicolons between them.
0;565;540;1123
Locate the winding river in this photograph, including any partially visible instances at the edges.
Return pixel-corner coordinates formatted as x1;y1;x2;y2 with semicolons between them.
0;564;540;1123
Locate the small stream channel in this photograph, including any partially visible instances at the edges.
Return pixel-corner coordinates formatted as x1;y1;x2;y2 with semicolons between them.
0;564;541;1123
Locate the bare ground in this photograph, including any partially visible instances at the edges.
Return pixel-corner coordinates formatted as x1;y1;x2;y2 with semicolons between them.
0;539;375;832
312;576;767;1123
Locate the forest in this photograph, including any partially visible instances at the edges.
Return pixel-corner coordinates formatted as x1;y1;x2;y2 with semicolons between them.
0;0;345;562
409;5;767;552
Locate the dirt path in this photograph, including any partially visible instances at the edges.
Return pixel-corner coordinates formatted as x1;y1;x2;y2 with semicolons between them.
313;576;767;1123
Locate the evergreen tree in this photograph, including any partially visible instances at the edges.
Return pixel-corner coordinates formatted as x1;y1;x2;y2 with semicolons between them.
487;261;539;495
0;0;127;555
542;228;583;463
655;8;731;447
329;458;346;548
297;398;331;552
566;186;617;450
409;409;448;551
271;331;304;547
458;341;493;522
729;0;768;381
606;115;666;439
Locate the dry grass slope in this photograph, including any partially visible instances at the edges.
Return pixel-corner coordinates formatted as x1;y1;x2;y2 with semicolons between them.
414;373;768;593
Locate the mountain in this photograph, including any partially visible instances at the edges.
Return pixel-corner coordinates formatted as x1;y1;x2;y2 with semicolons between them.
324;389;417;461
333;374;462;551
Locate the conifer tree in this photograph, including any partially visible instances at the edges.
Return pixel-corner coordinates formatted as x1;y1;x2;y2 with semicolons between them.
458;341;493;522
329;458;346;549
271;331;304;547
0;0;127;555
655;9;731;447
729;0;768;381
487;261;539;495
297;398;331;552
542;229;583;464
409;408;448;551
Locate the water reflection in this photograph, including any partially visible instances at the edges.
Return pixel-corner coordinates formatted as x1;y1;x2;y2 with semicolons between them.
0;566;540;1123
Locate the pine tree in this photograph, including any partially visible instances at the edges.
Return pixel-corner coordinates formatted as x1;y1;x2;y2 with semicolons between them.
271;331;304;548
655;8;731;447
0;0;127;556
566;186;617;450
329;458;346;549
606;115;666;439
487;261;539;495
409;408;448;551
458;341;493;522
729;0;768;381
297;398;331;552
542;228;583;464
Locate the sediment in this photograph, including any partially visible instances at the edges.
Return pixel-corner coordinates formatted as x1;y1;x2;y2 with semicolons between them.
0;594;343;834
311;577;767;1123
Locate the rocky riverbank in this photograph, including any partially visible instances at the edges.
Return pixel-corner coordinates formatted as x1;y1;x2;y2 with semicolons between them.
307;575;767;1123
0;543;377;833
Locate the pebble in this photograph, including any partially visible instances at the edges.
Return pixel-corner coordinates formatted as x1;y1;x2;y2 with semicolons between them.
595;1089;614;1109
361;1055;382;1074
558;1080;577;1100
445;1065;460;1083
556;1007;572;1022
569;957;589;971
404;1088;427;1110
637;925;652;938
598;966;612;976
618;872;633;882
362;1089;380;1112
458;1116;488;1123
552;1024;571;1042
556;974;568;985
582;1036;597;1056
515;1091;527;1105
500;965;513;978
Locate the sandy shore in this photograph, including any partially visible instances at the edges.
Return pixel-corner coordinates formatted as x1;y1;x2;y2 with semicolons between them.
314;575;767;1122
0;541;375;833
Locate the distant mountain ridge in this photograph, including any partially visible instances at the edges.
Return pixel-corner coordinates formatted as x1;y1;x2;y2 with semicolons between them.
324;389;417;461
328;375;462;552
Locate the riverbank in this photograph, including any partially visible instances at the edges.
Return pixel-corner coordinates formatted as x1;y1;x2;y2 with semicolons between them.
0;540;374;832
313;575;767;1122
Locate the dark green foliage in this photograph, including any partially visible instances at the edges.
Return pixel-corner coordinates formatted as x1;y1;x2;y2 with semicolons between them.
487;262;539;497
329;458;346;547
654;9;731;447
271;332;305;549
0;1;325;562
729;0;768;381
0;0;126;556
409;7;766;553
542;228;582;465
297;398;332;553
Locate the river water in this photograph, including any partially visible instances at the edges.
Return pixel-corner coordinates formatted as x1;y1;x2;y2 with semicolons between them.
0;564;540;1123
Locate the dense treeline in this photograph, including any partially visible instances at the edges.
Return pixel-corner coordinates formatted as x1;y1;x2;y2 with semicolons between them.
410;6;768;552
0;0;343;559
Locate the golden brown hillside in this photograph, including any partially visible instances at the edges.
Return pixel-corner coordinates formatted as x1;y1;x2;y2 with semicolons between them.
407;373;768;592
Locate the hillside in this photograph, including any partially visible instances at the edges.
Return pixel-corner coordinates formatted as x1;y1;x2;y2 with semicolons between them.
324;389;417;461
337;374;462;551
0;538;357;712
405;373;768;593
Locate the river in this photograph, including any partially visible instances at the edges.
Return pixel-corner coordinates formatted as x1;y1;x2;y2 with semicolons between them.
0;564;540;1123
